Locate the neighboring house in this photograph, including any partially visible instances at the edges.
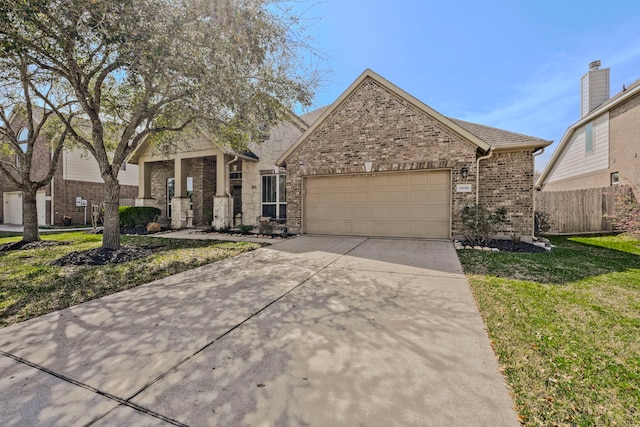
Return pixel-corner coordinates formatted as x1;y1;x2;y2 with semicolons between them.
133;69;551;241
0;118;139;225
537;61;640;194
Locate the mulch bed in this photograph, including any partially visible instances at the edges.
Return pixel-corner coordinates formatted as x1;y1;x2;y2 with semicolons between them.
0;240;66;252
51;246;154;266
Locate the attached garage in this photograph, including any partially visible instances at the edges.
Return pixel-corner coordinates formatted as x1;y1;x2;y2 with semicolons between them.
277;69;552;241
304;170;450;238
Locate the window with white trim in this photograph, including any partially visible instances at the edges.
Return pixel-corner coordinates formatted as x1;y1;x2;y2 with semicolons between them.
261;174;286;219
611;172;619;186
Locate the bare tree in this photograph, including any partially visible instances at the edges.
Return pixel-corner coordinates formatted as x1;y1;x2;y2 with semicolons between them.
1;0;319;249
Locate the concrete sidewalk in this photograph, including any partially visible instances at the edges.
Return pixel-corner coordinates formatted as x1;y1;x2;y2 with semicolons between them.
0;236;519;426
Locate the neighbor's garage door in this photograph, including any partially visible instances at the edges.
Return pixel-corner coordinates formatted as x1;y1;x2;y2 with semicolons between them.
3;192;23;225
304;170;450;238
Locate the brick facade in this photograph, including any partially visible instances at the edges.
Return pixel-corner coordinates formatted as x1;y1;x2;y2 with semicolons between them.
477;150;535;238
609;91;640;195
281;77;536;239
51;154;137;225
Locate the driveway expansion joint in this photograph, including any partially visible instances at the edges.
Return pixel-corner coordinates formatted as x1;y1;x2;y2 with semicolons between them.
0;350;187;427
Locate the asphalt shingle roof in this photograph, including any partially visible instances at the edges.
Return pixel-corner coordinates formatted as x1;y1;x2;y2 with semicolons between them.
449;117;552;149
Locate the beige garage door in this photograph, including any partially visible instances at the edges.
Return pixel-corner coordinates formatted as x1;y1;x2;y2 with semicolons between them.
304;170;450;238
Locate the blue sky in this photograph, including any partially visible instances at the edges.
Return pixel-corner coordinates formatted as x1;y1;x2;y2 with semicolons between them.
296;0;640;170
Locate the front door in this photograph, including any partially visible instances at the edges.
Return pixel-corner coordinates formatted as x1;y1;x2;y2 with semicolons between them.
232;185;242;225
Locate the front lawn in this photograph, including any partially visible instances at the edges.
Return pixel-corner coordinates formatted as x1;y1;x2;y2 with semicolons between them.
458;234;640;427
0;232;261;327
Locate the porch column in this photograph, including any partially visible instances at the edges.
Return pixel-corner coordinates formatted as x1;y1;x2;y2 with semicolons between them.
171;157;190;228
136;160;152;199
135;160;157;208
213;154;230;229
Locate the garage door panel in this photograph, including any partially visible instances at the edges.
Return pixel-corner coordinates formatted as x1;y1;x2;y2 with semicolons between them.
306;205;334;219
352;192;368;203
389;174;408;186
427;189;449;203
304;171;450;238
352;176;369;188
390;191;408;202
371;191;389;203
390;207;408;219
372;207;391;219
429;205;450;217
335;192;352;203
371;175;390;187
428;222;450;239
429;171;450;185
337;207;353;218
388;222;408;235
351;222;370;235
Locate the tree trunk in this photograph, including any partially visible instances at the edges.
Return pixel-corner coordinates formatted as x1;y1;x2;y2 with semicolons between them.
22;188;40;243
102;176;121;250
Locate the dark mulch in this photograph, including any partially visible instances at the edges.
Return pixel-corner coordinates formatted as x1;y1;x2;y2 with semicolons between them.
51;246;154;266
0;240;66;252
462;240;548;253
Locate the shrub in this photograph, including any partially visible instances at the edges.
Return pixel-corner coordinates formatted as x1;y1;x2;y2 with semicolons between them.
238;224;254;235
534;210;552;236
611;191;640;237
119;206;161;227
258;218;273;235
460;204;508;245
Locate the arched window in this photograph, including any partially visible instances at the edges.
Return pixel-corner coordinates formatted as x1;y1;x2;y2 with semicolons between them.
17;128;28;153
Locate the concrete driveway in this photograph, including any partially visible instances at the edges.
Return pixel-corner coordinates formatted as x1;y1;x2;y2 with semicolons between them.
0;236;518;426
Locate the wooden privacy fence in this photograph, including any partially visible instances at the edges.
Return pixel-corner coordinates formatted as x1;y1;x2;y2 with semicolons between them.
535;185;633;234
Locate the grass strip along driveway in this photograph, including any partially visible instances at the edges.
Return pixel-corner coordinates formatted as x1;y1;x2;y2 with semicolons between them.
0;231;261;328
458;234;640;427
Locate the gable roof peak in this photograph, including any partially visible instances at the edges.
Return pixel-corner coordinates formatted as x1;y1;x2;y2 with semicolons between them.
277;69;491;165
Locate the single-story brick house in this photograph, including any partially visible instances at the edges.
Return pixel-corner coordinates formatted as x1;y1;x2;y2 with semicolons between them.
131;69;551;241
277;69;552;242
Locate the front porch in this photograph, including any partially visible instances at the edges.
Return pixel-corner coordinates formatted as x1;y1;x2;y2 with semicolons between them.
134;146;252;229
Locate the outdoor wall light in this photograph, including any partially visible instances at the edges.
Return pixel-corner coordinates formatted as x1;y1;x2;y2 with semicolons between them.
460;166;469;179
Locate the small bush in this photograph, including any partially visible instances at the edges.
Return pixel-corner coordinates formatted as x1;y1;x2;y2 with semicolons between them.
534;210;552;236
611;191;640;237
460;204;507;245
119;206;161;227
258;218;273;235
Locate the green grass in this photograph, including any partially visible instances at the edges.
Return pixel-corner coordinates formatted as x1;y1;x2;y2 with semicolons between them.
458;234;640;427
0;232;261;327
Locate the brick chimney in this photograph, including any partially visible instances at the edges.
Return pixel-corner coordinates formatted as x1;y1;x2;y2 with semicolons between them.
580;60;610;118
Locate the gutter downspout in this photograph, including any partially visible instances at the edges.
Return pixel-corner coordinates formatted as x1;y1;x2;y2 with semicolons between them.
225;155;238;227
531;147;546;238
476;148;494;205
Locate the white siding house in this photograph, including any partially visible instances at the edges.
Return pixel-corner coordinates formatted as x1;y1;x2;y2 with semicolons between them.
545;113;609;183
